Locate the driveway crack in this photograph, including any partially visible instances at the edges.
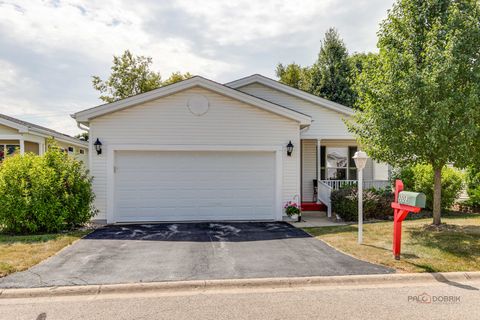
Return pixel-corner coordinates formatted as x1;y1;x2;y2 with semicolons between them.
26;270;49;287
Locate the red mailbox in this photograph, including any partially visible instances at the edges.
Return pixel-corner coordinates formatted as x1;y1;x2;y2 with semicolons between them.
391;180;425;260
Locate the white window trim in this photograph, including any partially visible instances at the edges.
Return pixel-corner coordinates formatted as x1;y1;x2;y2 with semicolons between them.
105;144;284;224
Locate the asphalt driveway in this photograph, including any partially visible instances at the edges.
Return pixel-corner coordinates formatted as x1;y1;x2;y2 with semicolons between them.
0;222;393;288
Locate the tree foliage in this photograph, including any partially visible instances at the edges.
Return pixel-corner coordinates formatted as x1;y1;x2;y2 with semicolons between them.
348;0;480;224
310;28;356;106
74;132;89;142
276;28;357;106
465;166;480;207
93;50;192;103
348;52;379;106
275;63;311;91
393;165;464;210
162;71;193;86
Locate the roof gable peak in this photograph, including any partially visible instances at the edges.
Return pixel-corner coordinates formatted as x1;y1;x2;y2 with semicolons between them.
225;74;354;116
72;76;311;126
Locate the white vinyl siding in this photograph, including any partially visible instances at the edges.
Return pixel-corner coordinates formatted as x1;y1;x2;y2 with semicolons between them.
373;161;389;180
236;83;352;139
89;86;300;221
56;141;89;166
0;124;19;134
301;140;317;202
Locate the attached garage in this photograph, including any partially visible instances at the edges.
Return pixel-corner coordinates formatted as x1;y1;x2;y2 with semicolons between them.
72;76;311;224
113;150;277;222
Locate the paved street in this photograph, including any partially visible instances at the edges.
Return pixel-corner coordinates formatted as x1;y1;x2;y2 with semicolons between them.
0;222;391;288
1;278;478;320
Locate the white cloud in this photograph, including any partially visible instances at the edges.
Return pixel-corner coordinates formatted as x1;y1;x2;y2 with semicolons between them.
0;0;394;136
0;58;80;135
0;0;234;77
172;0;334;45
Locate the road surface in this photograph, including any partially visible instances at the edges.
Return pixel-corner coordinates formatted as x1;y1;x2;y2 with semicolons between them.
1;278;479;320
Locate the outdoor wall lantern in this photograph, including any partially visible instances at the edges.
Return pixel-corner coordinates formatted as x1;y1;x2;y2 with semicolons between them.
286;141;294;157
94;138;102;155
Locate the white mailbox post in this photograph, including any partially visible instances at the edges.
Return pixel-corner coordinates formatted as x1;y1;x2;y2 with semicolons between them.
353;151;368;244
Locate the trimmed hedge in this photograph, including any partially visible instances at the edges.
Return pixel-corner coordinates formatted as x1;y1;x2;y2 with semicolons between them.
331;186;394;222
0;143;96;234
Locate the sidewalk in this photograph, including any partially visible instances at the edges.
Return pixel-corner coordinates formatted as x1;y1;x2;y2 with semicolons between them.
288;211;347;228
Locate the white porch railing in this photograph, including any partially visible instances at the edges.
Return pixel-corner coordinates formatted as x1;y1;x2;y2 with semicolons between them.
320;180;391;191
317;181;333;218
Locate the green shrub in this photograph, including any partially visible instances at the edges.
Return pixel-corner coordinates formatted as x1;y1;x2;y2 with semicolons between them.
331;186;394;222
465;166;480;207
0;144;96;234
392;164;464;210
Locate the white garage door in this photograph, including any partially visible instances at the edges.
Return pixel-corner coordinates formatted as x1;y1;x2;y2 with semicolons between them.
113;151;276;222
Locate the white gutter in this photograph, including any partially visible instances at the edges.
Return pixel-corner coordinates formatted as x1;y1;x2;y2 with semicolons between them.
77;122;89;132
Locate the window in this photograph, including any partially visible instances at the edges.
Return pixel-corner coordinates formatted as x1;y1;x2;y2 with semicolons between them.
320;146;358;180
0;144;20;162
348;146;358;179
326;147;348;180
79;149;85;154
68;146;74;152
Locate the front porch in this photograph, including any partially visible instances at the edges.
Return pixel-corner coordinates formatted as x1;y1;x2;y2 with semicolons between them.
0;137;45;161
300;139;390;217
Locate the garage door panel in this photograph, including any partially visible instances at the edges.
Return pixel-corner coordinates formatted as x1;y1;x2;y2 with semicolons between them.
114;151;276;222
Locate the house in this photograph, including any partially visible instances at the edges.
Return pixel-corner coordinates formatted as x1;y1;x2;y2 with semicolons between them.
0;113;89;164
72;74;389;224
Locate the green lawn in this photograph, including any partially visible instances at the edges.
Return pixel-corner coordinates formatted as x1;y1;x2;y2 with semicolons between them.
303;214;480;273
0;231;90;277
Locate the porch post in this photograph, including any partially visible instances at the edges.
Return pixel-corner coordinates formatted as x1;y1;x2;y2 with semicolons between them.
317;139;322;186
19;138;25;155
39;143;45;155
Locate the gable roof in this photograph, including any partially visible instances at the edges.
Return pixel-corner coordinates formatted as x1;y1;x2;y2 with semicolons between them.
72;76;312;127
225;74;355;116
0;113;88;147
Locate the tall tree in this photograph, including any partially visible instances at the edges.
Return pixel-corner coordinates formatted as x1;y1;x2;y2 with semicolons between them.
309;28;356;106
93;50;192;103
348;0;480;225
162;71;193;86
348;52;379;107
74;132;89;142
275;63;311;91
92;50;162;103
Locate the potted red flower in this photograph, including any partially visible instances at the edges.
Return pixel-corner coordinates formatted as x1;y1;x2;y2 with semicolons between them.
284;201;301;222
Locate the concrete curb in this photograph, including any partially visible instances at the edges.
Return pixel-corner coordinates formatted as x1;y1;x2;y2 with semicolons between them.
1;272;479;299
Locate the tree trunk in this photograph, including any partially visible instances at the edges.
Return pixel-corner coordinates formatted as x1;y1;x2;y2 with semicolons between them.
432;167;442;226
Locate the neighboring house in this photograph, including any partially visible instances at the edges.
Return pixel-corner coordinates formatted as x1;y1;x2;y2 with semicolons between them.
72;74;389;224
0;113;89;164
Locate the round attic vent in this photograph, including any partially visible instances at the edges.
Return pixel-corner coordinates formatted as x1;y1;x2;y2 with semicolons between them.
187;94;209;116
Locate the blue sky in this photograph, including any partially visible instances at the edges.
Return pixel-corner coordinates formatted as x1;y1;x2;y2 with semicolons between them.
0;0;394;135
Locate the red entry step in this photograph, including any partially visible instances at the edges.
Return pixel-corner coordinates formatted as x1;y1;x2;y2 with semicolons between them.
301;202;327;211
